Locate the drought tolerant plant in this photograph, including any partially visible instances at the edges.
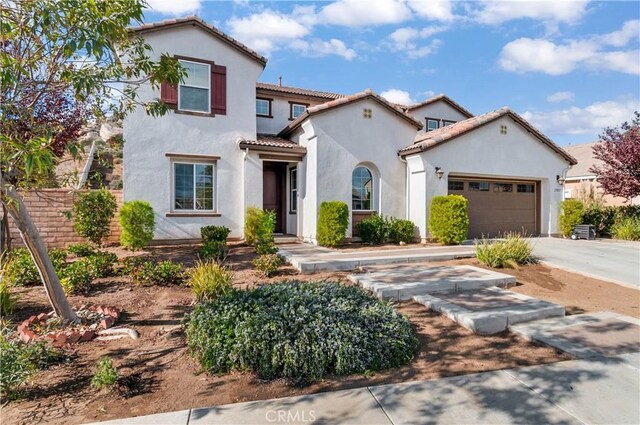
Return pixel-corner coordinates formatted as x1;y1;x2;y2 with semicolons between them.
611;216;640;241
85;251;119;279
92;357;118;388
244;206;264;245
357;213;390;245
3;248;67;287
186;281;417;384
389;218;416;244
252;253;282;277
119;201;155;251
188;261;234;302
0;258;18;316
428;195;469;245
122;257;184;286
200;225;230;261
559;199;584;237
59;260;93;295
73;189;118;245
255;210;277;255
66;243;96;257
475;233;535;269
317;201;349;247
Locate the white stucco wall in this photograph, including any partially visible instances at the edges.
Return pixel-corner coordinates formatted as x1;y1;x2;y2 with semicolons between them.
256;94;325;135
409;100;470;133
123;25;264;240
407;115;572;239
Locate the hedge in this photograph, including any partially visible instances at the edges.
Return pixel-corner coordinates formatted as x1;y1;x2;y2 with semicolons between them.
559;199;584;237
317;201;349;247
118;201;155;250
428;195;469;244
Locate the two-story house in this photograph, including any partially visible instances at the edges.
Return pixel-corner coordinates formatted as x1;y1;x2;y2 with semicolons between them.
124;17;576;244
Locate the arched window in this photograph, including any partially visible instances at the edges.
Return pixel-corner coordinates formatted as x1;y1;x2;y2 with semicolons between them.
352;166;373;211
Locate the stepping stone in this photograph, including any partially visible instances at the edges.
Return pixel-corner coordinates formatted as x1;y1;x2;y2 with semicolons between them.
350;265;516;300
413;287;565;335
510;312;640;358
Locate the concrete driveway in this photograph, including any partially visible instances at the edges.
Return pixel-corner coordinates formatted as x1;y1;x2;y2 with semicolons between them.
533;237;640;289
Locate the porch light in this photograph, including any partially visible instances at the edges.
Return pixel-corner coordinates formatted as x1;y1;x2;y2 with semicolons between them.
557;175;565;185
435;167;444;179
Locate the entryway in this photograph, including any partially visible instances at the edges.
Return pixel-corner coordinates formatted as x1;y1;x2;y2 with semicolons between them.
263;162;286;234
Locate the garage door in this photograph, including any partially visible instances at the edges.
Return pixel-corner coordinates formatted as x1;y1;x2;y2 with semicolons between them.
447;178;539;238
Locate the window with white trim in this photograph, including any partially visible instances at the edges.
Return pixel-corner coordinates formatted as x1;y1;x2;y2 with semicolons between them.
178;60;210;113
173;162;216;211
352;166;373;211
426;118;439;132
290;167;297;213
291;103;306;119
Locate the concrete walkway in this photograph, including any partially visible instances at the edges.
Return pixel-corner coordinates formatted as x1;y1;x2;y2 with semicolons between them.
94;353;640;425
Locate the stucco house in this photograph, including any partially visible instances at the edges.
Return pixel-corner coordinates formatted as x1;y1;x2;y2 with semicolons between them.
123;16;577;244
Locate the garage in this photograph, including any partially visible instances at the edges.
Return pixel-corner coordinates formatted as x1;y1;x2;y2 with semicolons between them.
447;177;540;238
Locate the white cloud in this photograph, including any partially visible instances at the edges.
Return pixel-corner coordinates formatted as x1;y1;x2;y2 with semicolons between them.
475;0;590;30
386;26;445;58
380;89;415;105
407;0;455;22
522;99;640;135
146;0;201;15
227;11;310;55
290;38;357;60
598;19;640;47
319;0;412;27
547;91;575;102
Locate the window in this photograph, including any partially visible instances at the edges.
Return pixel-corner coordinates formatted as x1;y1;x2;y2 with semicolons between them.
443;120;456;126
290;167;297;213
352;166;373;211
173;162;215;211
256;98;271;117
290;103;307;119
178;60;210;113
517;184;535;193
494;183;513;192
426;118;440;132
448;180;464;191
469;181;490;191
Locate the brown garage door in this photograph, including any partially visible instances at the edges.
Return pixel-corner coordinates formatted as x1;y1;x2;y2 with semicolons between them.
447;178;539;238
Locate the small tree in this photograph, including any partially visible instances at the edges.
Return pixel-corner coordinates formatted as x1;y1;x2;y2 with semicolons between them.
591;112;640;200
73;189;118;245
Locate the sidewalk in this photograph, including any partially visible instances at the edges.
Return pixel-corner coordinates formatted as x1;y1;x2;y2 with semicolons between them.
94;352;639;425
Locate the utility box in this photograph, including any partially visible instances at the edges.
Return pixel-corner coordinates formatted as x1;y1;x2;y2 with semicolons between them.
571;224;596;240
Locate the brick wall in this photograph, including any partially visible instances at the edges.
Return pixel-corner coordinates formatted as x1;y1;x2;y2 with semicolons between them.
7;189;123;249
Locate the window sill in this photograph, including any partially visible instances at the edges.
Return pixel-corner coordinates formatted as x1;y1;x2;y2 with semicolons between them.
175;109;216;118
166;212;221;217
257;114;273;119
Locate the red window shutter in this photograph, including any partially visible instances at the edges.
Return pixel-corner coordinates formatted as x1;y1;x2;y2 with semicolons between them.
211;64;227;115
160;81;178;105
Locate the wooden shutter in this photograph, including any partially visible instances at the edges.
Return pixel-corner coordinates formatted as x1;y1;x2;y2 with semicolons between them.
160;81;178;106
211;64;227;115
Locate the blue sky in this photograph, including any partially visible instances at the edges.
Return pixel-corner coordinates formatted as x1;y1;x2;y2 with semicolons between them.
144;1;639;145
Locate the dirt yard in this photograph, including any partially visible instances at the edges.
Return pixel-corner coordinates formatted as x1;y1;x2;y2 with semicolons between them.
5;242;634;424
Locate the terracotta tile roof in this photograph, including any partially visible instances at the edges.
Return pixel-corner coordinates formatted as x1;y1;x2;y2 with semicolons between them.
564;142;601;178
399;107;577;165
257;82;344;100
279;89;424;137
405;94;474;118
128;16;267;67
238;135;307;154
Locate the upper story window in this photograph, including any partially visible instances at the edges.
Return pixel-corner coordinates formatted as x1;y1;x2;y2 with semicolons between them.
290;102;307;120
256;98;272;117
443;120;456;127
426;118;440;132
178;60;211;113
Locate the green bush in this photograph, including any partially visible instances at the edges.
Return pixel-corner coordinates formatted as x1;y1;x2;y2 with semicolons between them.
59;260;93;294
67;243;96;257
119;201;155;251
428;195;469;245
92;357;118;388
201;225;231;243
357;213;389;245
73;189;118;245
255;210;277;255
559;199;584;237
252;253;282;277
85;251;118;278
389;218;416;244
317;201;349;247
188;261;234;302
475;233;535;268
200;225;230;261
0;259;18;316
186;281;417;384
244;206;264;245
611;216;640;241
122;257;184;286
3;248;66;287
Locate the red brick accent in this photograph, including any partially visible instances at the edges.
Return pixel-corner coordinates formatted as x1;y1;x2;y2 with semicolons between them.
7;189;123;249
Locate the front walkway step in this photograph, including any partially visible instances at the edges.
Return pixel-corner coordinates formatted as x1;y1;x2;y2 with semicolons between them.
349;265;516;300
510;312;640;359
413;287;565;335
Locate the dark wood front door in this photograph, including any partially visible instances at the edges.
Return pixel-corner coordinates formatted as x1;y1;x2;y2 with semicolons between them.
263;163;286;233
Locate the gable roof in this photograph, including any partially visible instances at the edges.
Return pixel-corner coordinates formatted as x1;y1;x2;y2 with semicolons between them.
257;82;344;101
128;16;267;67
405;94;474;119
398;107;577;165
564;142;601;178
279;89;424;137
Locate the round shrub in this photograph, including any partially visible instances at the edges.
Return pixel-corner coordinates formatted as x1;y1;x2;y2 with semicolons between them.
357;213;389;245
59;260;93;294
317;201;349;247
244;207;264;245
118;201;155;251
559;199;584;237
73;189;118;245
428;195;469;244
252;253;282;277
186;282;417;383
200;225;230;261
389;218;416;244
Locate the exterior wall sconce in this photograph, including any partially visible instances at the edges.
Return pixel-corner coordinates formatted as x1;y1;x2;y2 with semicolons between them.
557;175;565;185
435;167;444;179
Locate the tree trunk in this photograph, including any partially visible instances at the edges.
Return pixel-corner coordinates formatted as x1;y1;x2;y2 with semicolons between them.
3;187;77;321
1;202;11;254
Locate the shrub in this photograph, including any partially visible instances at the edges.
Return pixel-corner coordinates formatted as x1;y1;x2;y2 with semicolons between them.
119;201;155;251
255;210;277;255
85;251;119;278
389;218;416;244
67;243;96;257
201;225;231;243
186;282;417;384
123;257;184;286
428;195;469;244
358;214;389;245
252;254;282;277
475;233;535;268
0;259;18;316
611;216;640;241
3;248;66;287
317;201;349;247
59;260;93;294
92;357;118;388
244;206;264;245
559;199;584;237
200;225;231;261
73;189;118;245
188;261;234;302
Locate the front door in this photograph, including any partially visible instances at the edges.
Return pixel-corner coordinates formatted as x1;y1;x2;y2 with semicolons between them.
263;163;286;233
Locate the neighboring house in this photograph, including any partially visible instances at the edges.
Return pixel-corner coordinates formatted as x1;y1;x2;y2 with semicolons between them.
123;16;577;243
563;142;639;206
